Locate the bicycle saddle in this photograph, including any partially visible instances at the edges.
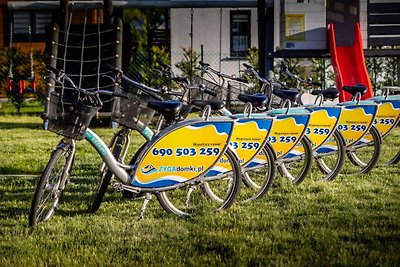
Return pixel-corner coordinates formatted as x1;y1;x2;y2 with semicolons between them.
238;93;268;108
273;88;299;102
311;87;339;100
147;100;182;121
190;99;225;111
342;84;367;96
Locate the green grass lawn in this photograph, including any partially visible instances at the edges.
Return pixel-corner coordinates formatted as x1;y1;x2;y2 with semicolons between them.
0;115;399;266
0;100;44;116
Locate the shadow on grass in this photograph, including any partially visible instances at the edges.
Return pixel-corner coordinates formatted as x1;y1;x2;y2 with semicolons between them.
0;121;43;129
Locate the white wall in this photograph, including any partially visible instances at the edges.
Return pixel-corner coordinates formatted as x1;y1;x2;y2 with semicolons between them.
279;0;326;50
171;1;371;72
170;8;258;76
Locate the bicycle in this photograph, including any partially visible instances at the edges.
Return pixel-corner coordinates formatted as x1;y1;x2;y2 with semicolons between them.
278;62;382;175
195;62;322;184
90;65;277;209
29;66;242;227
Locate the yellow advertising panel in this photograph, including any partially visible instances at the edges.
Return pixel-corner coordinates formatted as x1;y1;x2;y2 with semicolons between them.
336;104;377;147
132;121;233;188
372;101;400;138
358;100;400;144
210;117;273;173
268;115;309;159
305;106;341;150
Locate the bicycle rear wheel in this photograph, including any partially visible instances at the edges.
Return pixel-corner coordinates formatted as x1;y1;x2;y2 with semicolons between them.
29;140;74;227
314;130;346;181
156;148;241;217
345;125;382;174
278;137;313;185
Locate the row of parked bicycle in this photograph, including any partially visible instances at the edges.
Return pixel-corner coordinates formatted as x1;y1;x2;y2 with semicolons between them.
28;61;400;228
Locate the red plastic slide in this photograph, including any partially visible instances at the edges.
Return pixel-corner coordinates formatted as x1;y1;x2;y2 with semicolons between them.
328;23;373;102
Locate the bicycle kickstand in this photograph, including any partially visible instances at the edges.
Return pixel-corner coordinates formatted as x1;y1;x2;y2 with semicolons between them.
139;193;152;220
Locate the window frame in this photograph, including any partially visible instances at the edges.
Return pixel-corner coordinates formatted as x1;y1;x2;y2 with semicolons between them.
230;10;251;58
9;10;54;43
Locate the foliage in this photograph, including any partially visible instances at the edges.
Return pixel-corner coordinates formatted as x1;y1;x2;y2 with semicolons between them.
381;55;398;87
124;8;171;88
32;51;49;105
5;90;25;114
129;46;171;89
0;49;9;89
242;47;261;93
366;56;385;90
274;58;307;89
175;47;200;82
366;46;399;91
246;46;259;71
0;47;47;111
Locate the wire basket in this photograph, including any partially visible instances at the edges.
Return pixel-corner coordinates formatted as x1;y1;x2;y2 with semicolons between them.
47;91;102;140
111;92;155;129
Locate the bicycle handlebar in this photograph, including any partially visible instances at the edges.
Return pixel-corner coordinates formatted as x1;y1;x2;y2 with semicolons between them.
109;64;216;100
106;64;165;101
242;63;270;85
47;65;78;90
47;66;145;101
199;61;249;84
280;61;322;87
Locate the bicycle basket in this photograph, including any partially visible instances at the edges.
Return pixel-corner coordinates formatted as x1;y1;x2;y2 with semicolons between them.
47;91;102;140
111;93;155;129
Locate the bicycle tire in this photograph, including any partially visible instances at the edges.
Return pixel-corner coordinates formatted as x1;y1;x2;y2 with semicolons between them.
29;142;74;227
386;150;400;165
278;136;313;185
346;125;382;174
240;144;276;200
156;148;241;217
314;130;346;181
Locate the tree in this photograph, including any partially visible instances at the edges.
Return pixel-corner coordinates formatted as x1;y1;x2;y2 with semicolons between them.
124;8;171;88
366;56;385;91
175;47;200;82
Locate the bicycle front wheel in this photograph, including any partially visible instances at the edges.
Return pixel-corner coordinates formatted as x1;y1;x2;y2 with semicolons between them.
29;141;74;227
314;130;346;181
278;137;313;185
156;148;241;217
386;151;400;165
240;145;276;200
345;125;382;174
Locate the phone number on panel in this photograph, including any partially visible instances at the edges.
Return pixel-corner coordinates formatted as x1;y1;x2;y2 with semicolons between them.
152;147;221;157
337;124;367;131
229;141;260;150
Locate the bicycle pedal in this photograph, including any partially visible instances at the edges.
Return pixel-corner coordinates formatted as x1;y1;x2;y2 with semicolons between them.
112;183;124;192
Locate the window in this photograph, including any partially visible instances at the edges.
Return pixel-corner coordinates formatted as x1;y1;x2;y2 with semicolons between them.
10;10;53;42
230;10;251;57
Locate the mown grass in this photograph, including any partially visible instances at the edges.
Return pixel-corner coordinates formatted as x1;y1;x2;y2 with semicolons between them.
0;115;399;266
0;101;44;116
